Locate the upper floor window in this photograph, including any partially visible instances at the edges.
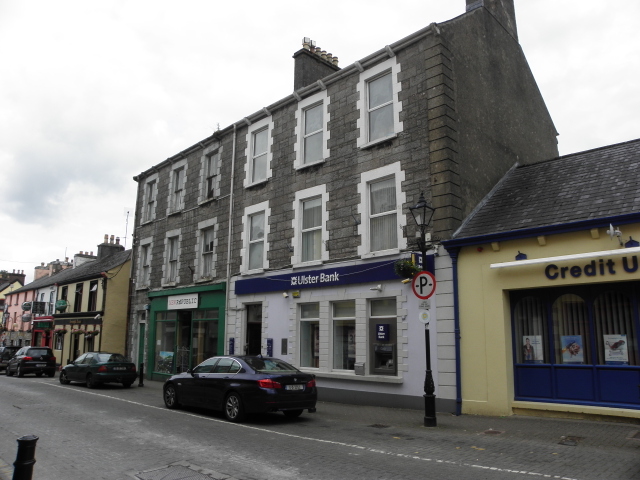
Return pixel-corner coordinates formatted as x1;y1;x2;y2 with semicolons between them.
292;185;329;266
356;57;403;148
168;237;179;282
171;167;185;212
242;201;270;273
201;227;215;277
294;90;329;169
138;239;152;287
73;283;83;312
199;144;222;203
244;117;273;188
142;174;158;223
88;280;99;311
357;162;406;258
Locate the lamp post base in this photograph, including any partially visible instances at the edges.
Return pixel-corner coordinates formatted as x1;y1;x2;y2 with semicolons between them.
423;393;437;427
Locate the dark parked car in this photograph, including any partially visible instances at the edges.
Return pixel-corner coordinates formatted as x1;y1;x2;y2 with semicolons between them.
6;347;56;377
0;346;20;371
59;352;137;388
163;355;317;422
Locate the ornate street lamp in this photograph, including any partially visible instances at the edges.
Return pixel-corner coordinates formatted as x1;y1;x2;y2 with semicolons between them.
408;192;437;427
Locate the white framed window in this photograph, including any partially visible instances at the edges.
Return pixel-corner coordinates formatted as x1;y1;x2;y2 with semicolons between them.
299;303;320;368
356;57;403;148
291;185;329;266
241;201;271;273
167;159;187;215
199;144;222;203
294;90;329;169
142;173;158;223
162;229;181;285
138;237;153;288
244;117;273;188
332;300;356;371
196;218;218;280
357;162;407;258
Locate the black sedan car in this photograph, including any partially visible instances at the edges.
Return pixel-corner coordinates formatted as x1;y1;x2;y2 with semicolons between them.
163;355;317;422
6;347;56;377
0;346;20;371
59;352;137;388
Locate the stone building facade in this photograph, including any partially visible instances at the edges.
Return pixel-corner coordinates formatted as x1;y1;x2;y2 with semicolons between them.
129;0;558;412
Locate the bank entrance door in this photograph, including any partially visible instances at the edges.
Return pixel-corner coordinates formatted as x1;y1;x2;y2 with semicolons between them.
245;304;262;355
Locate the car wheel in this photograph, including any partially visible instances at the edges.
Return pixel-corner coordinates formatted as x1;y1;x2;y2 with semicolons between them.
122;382;133;388
86;374;98;389
5;366;12;377
283;409;304;419
163;384;180;409
16;364;24;378
59;371;70;385
224;392;245;423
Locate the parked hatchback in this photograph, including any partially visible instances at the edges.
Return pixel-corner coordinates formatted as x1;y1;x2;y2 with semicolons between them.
163;355;317;422
0;346;20;371
59;352;137;388
6;347;56;377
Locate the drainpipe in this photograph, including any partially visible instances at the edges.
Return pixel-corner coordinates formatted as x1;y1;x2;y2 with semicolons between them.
448;247;462;416
224;123;239;353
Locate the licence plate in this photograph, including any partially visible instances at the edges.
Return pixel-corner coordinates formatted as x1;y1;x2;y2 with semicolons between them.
113;367;126;371
285;384;304;391
36;364;46;367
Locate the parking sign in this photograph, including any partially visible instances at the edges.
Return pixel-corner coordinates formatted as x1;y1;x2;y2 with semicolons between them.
411;271;436;299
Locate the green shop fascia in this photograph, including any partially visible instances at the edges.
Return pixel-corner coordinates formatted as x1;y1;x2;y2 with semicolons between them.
147;283;225;381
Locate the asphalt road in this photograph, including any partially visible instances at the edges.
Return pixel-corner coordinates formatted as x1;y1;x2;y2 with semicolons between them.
0;374;638;480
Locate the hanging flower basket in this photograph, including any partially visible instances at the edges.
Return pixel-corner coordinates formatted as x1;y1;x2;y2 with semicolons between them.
72;329;86;336
86;331;100;338
54;329;68;335
394;259;420;279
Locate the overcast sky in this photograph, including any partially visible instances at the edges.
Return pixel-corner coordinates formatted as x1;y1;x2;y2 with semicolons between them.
1;0;639;284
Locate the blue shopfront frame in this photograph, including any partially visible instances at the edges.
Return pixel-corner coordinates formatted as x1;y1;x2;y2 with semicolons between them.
511;282;640;409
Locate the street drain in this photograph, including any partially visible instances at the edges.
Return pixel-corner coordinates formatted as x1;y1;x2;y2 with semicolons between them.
558;436;583;446
369;424;391;428
133;464;222;480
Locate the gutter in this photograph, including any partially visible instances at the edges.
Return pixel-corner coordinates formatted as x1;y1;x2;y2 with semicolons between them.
224;122;239;352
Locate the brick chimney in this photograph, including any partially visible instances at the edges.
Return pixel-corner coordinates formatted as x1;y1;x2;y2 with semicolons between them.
293;38;340;91
97;234;125;261
466;0;518;41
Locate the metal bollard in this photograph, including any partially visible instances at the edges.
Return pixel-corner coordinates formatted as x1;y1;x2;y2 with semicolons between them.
138;362;144;387
12;435;38;480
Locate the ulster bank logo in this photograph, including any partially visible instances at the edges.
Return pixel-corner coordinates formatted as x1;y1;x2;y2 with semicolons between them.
290;272;340;286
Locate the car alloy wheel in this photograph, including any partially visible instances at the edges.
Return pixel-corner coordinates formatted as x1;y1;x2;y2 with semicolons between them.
5;366;12;377
224;393;245;423
163;384;179;409
59;371;70;385
86;374;97;389
16;364;24;378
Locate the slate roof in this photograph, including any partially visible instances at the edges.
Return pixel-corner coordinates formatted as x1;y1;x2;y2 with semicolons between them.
451;138;640;241
8;250;131;295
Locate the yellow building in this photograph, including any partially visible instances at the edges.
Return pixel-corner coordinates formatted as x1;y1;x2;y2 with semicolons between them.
53;237;131;365
444;139;640;421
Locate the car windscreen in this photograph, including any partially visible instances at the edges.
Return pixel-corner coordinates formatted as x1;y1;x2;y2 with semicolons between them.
96;354;128;363
244;357;299;373
28;349;51;357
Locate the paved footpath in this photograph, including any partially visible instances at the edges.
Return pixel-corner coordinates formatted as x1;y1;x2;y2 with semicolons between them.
1;379;639;479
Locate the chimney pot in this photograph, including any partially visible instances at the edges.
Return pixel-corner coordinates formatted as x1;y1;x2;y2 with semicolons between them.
321;50;327;60
116;237;120;245
332;56;339;66
104;234;109;243
110;235;115;244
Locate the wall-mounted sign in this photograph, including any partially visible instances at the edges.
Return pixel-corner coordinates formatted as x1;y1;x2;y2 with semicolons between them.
167;293;199;310
229;337;235;355
376;324;390;341
21;302;32;311
55;300;68;312
266;338;273;357
545;256;639;280
411;271;436;299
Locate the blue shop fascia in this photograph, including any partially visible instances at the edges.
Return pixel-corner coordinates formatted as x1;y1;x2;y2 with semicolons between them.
145;283;226;381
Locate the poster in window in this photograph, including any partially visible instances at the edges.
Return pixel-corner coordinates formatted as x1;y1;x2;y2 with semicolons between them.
561;335;584;364
522;335;543;363
603;334;628;365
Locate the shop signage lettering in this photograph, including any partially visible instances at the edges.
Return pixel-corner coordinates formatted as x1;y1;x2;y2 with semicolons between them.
545;256;638;280
167;294;199;310
290;272;340;286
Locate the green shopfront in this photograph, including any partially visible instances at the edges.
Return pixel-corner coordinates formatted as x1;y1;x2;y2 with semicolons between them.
147;284;225;381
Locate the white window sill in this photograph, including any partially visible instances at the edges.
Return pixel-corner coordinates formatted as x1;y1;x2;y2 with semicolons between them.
167;210;182;217
140;219;155;226
292;260;324;269
195;276;214;283
162;282;177;288
241;268;265;276
361;248;401;260
358;133;398;151
300;369;403;384
245;179;268;189
135;285;150;291
198;198;216;206
295;159;326;171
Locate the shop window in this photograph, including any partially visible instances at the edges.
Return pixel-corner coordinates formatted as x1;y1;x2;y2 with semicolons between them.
155;313;177;374
369;298;397;375
55;333;64;351
513;296;549;364
552;293;590;365
332;300;355;370
594;291;638;365
191;315;219;367
300;303;320;368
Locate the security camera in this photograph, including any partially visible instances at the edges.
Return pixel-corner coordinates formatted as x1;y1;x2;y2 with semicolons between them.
282;292;289;298
94;314;102;321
